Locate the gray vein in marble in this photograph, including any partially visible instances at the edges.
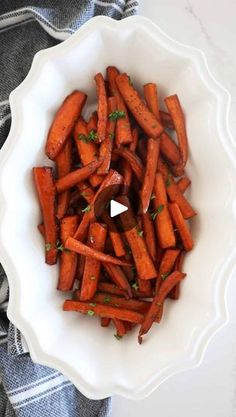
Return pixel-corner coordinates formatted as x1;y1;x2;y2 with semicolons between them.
185;0;236;90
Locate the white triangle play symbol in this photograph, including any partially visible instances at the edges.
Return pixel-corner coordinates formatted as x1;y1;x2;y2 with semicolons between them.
110;200;128;218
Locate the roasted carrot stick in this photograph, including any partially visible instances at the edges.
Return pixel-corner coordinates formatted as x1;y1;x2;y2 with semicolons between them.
58;216;78;291
73;170;123;241
33;167;57;265
156;157;169;182
159;249;180;276
122;128;139;193
73;117;103;187
166;177;196;219
160;132;181;166
169;251;185;300
113;147;144;180
101;317;111;327
138;271;185;342
116;73;163;138
106;66;133;145
177;176;191;193
101;211;126;257
80;223;107;300
103;263;132;297
74;291;151;313
143;83;180;166
87;111;98;133
168;203;194;251
65;237;131;266
55;139;72;219
46;90;87;160
141;212;157;262
159;110;174;129
141;137;160;213
137;278;152;294
77;181;95;203
152;173;176;249
63;300;144;324
55;159;103;193
165;94;188;168
98;97;117;174
117;195;157;280
95;73;107;143
97;282;153;298
113;319;127;336
143;83;160;121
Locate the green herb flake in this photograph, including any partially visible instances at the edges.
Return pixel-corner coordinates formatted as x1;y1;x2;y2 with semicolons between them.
109;132;115;140
88;130;97;141
108;110;126;121
87;310;95;316
74;162;82;169
114;334;122;340
90;276;96;281
132;282;139;291
104;296;111;304
81;205;91;213
166;174;172;187
78;133;88;143
161;273;170;280
128;76;133;86
89;303;96;307
135;224;144;237
45;243;52;252
81;191;89;198
151;204;164;220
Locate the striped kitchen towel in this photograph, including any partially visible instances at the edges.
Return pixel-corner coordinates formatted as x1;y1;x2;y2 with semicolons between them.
0;1;139;416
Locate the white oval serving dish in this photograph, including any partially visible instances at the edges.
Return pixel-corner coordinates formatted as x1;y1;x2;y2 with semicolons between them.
0;16;235;400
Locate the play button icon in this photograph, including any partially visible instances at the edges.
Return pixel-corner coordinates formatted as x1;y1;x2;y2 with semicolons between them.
110;200;128;218
93;184;139;233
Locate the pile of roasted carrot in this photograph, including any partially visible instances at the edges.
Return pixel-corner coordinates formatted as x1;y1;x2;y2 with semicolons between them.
33;66;196;343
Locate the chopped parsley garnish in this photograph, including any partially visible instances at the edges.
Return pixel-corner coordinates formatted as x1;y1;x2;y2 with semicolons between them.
108;110;126;121
166;174;172;187
132;282;139;291
114;334;122;340
81;205;90;213
78;131;97;143
136;226;144;237
104;296;111;304
56;240;70;252
109;132;115;140
89;303;96;307
88;129;97;141
87;310;95;316
45;243;52;251
151;204;164;220
161;273;170;280
78;134;88;143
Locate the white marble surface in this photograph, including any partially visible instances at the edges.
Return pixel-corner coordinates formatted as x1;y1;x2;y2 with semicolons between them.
112;1;236;416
